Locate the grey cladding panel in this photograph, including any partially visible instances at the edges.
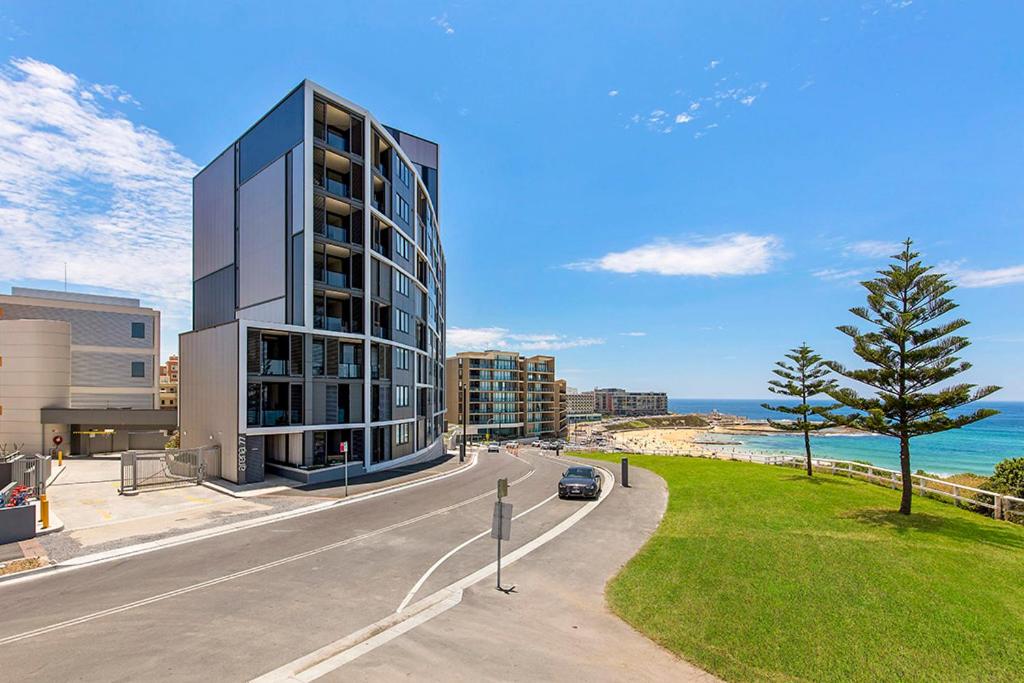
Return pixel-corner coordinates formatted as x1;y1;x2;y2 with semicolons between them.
194;266;236;330
193;148;235;280
72;351;154;387
0;304;155;348
238;157;287;309
239;87;304;184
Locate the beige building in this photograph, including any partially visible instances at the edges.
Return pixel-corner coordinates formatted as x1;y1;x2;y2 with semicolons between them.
159;354;179;410
445;351;565;440
591;387;668;416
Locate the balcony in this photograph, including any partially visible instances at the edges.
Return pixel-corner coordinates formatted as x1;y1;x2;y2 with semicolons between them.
261;359;288;376
314;147;361;201
314;315;346;333
315;269;348;289
314;98;362;156
262;410;288;427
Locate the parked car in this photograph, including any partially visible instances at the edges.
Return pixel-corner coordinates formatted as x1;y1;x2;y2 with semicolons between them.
558;466;602;499
531;440;542;447
487;443;500;453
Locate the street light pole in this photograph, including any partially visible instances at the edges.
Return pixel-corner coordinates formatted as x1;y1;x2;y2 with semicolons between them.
460;378;467;463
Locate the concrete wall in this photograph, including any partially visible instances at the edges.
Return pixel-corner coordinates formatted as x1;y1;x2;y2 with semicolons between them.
0;320;71;454
180;322;240;482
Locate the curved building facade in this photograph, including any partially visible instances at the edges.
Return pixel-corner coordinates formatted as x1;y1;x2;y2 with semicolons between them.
0;319;71;454
181;81;446;484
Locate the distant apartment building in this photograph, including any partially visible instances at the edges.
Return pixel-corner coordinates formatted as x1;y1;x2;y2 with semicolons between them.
445;351;564;440
557;379;568;436
565;387;601;423
180;80;446;485
0;288;175;454
159;354;179;410
591;387;668;416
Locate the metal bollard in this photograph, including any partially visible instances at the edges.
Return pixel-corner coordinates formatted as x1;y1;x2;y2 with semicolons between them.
40;493;50;529
621;457;629;488
58;449;63;466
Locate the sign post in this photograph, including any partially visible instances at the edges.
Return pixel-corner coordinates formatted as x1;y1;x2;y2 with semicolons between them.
492;478;513;593
341;441;349;497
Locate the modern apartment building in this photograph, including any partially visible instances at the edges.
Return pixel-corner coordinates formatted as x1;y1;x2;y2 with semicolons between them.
180;81;446;484
0;288;160;409
565;387;601;423
444;351;563;440
159;354;178;410
0;288;174;454
591;387;669;416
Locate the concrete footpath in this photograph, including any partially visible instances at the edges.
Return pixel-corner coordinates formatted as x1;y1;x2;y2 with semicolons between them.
337;452;717;682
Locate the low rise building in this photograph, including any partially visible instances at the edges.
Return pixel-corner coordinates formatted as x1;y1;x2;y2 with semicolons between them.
0;288;175;454
591;387;668;416
565;387;601;424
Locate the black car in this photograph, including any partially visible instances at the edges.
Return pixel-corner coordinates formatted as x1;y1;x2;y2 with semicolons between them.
558;466;602;499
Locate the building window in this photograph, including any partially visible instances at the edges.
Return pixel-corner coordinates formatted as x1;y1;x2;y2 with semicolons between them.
131;361;145;378
395;309;410;334
395;232;412;261
397;161;411;188
396;347;410;370
395;195;411;223
397;422;411;444
395;271;410;297
396;385;410;407
131;322;146;339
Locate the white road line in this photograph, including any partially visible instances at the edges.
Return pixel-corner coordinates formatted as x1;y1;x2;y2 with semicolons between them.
0;452;484;589
0;466;536;646
253;463;615;682
396;492;558;613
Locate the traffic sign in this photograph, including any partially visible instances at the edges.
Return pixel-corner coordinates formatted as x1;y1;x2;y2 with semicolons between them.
491;501;512;541
496;477;508;499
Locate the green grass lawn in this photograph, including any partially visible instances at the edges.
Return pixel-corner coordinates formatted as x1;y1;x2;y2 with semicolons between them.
585;453;1024;682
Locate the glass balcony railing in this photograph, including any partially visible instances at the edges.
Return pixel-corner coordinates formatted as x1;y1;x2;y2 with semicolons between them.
327;178;349;197
327;129;349;151
314;315;345;332
261;359;288;376
262;410;287;427
326;224;348;243
315;270;348;289
337;408;346;424
339;363;361;379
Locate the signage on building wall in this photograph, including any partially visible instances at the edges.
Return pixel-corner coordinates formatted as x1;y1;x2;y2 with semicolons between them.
237;434;247;474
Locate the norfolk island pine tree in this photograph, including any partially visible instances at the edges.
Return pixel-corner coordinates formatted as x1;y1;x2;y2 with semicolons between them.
823;238;999;515
761;344;840;476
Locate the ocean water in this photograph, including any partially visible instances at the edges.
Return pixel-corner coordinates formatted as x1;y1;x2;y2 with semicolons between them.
667;399;1024;476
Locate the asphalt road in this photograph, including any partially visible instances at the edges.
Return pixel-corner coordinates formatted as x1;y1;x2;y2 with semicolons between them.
0;448;711;681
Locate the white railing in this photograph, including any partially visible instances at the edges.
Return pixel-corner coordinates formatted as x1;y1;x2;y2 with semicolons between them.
603;436;1024;524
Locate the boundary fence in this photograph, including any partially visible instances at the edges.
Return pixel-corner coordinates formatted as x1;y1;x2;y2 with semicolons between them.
596;437;1024;525
7;454;52;498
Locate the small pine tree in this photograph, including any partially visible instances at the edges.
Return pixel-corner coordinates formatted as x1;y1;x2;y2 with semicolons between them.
824;239;1000;515
761;344;840;476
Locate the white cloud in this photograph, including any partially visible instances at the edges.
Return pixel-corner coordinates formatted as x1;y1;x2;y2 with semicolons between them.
706;59;721;70
447;327;605;352
955;264;1024;288
569;233;783;277
0;57;197;347
812;267;867;282
739;95;756;106
846;240;902;258
674;113;693;124
608;89;619;97
689;102;701;111
619;331;647;337
431;13;455;35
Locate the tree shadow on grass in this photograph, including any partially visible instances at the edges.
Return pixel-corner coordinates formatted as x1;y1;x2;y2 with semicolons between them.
781;474;855;487
844;507;1024;551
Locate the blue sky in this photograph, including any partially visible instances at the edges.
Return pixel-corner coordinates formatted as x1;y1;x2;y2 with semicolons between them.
0;1;1021;398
